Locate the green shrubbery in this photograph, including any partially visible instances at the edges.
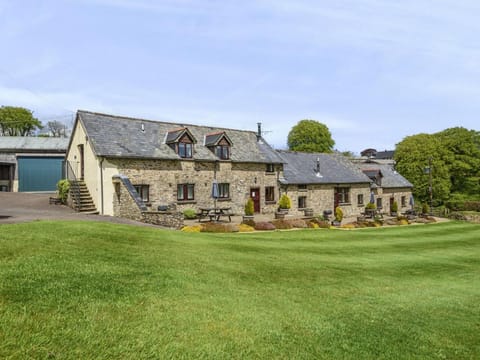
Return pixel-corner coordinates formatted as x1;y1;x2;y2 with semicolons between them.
56;179;70;203
183;208;197;219
277;194;292;210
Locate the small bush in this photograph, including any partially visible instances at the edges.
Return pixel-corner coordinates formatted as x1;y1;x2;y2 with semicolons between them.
448;212;467;221
289;219;308;228
340;223;356;229
271;219;293;229
244;198;254;216
242;219;256;227
201;223;238;233
308;221;319;229
365;202;376;210
181;225;203;232
391;201;398;213
399;219;409;225
183;208;197;219
422;203;430;215
238;224;255;232
254;222;276;231
335;207;344;222
56;179;70;203
278;194;292;210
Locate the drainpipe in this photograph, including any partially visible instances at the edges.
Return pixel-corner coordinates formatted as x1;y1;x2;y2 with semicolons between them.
100;157;104;215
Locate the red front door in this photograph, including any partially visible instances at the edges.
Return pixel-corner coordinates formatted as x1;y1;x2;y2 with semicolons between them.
250;188;260;213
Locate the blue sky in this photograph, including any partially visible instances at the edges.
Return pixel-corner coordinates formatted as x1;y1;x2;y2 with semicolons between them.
1;0;479;153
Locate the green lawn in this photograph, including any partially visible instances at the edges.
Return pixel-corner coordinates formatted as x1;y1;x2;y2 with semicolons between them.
1;221;479;359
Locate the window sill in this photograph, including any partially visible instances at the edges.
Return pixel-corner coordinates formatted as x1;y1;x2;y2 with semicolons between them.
265;201;276;205
217;198;231;202
338;203;352;206
298;189;308;192
265;172;276;175
177;200;197;205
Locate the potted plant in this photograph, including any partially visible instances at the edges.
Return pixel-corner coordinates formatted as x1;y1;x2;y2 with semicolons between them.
332;206;343;226
277;194;291;213
390;200;398;217
243;197;255;222
365;202;376;218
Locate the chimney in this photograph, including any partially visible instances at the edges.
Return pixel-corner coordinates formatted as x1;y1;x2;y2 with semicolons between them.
257;122;262;139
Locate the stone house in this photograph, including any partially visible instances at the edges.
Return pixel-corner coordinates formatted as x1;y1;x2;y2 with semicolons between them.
65;111;284;221
277;151;373;218
65;110;414;225
355;160;413;214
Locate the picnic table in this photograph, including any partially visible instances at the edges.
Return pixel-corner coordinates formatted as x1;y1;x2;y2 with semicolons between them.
198;207;233;222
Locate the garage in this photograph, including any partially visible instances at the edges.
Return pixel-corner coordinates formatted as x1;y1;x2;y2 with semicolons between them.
0;137;69;192
17;156;64;192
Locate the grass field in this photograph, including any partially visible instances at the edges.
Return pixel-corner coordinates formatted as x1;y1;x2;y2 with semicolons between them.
1;221;479;359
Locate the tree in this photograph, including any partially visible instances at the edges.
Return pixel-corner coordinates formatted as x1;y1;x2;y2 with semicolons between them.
436;127;480;196
0;106;43;136
47;120;66;137
394;133;451;204
287;119;335;153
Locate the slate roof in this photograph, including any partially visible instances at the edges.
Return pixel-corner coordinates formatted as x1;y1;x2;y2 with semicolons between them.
356;162;413;188
375;150;395;159
277;151;372;185
76;111;284;163
0;136;69;152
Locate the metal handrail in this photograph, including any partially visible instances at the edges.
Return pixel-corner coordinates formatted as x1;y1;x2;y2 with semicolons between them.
64;160;81;211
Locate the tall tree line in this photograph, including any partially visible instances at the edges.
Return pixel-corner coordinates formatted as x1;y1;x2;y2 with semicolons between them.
395;127;480;205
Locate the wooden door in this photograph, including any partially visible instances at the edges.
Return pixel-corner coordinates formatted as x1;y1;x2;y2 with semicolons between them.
250;188;260;213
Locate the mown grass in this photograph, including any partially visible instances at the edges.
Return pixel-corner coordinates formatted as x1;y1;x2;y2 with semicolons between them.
0;221;479;359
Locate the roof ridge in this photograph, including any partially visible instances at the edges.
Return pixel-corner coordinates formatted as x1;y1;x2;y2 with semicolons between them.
77;110;258;135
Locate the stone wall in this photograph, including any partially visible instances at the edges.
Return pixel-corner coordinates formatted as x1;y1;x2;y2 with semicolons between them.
109;158;281;215
374;187;413;214
112;175;184;229
283;183;371;218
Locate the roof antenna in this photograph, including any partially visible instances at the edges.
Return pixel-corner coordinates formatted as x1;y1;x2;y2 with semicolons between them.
141;123;145;132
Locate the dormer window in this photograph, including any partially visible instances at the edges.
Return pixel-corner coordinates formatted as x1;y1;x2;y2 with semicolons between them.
216;145;229;160
205;131;232;160
166;127;196;159
178;140;192;158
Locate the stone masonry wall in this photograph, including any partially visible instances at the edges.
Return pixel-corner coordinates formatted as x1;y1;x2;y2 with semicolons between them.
283;183;371;218
109;159;281;215
112;176;184;229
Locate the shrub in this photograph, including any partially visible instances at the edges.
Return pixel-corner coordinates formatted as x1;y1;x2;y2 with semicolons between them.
238;224;255;232
422;203;430;215
340;223;356;229
254;222;276;231
365;202;376;210
308;221;319;229
278;194;292;210
244;198;254;216
289;219;308;228
201;223;238;233
391;201;398;213
183;208;197;219
181;225;203;232
56;179;70;203
448;212;467;221
334;207;343;222
271;220;293;229
242;218;256;227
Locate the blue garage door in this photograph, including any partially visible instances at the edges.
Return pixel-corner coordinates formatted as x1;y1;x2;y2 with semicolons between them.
18;156;64;192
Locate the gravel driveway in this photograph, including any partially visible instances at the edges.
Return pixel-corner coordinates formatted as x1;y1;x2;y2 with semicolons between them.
0;192;158;227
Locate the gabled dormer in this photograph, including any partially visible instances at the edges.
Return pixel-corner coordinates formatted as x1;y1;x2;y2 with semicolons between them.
205;131;232;160
362;169;383;186
165;127;196;158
